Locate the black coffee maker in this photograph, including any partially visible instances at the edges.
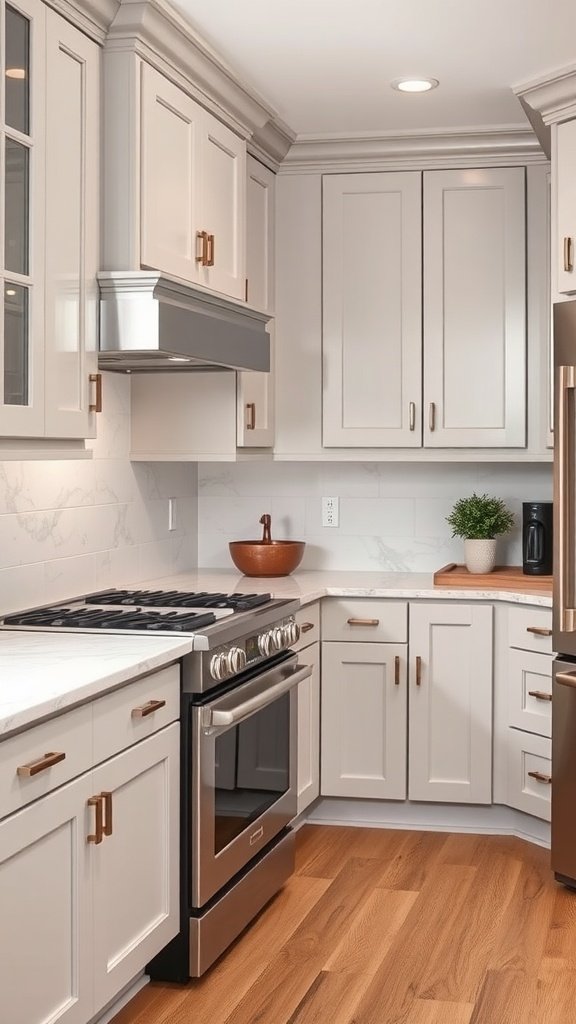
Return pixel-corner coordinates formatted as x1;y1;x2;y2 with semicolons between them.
522;502;553;576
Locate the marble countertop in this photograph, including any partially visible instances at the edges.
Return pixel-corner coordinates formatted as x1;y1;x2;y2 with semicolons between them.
138;568;553;609
0;631;192;739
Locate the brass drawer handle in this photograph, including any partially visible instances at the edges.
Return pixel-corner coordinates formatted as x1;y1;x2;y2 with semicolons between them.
300;622;315;633
89;373;102;413
131;698;167;719
429;402;436;432
528;771;552;784
347;618;380;626
88;795;104;844
409;401;415;431
17;751;66;777
528;690;552;702
207;233;215;267
102;791;113;837
416;655;422;686
394;655;400;686
246;402;256;430
564;236;574;273
526;626;552;637
196;230;209;265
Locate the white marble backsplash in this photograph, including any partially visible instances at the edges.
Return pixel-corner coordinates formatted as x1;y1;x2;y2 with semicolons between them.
0;374;198;616
197;462;553;572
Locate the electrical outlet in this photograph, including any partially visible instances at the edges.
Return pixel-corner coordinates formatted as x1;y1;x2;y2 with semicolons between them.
322;496;339;528
168;497;177;531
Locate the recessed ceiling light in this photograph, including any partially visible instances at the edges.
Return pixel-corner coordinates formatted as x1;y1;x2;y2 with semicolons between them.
391;77;439;93
6;68;26;80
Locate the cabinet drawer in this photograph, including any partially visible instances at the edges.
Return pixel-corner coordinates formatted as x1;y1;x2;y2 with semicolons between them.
0;705;93;818
508;649;552;737
508;606;553;654
507;730;551;821
93;664;180;765
294;603;320;652
322;599;407;643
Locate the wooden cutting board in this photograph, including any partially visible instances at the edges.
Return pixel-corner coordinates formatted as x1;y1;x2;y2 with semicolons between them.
433;563;553;592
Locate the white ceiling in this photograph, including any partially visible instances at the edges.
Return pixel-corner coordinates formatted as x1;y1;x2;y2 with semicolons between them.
172;0;576;136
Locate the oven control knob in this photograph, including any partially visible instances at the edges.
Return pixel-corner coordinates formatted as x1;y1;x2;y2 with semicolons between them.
272;627;285;652
290;620;301;644
258;631;273;656
227;647;246;674
210;653;227;681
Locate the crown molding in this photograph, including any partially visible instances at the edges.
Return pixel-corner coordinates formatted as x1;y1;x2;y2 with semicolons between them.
514;64;576;126
279;125;545;174
105;0;294;165
44;0;120;42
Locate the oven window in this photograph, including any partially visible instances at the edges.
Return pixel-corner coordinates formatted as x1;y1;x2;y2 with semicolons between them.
214;692;290;855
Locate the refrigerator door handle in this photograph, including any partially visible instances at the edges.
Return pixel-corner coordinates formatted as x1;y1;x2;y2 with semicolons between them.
557;364;576;634
556;671;576;688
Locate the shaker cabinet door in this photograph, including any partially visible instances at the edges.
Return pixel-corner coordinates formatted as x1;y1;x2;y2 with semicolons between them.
423;167;526;448
322;172;422;447
199;114;246;300
44;10;99;438
556;119;576;295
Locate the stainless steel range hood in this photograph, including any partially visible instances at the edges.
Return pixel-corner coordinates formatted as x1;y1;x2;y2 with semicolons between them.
98;272;271;373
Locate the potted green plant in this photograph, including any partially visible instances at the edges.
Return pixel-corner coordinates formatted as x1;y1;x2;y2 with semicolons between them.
446;493;515;574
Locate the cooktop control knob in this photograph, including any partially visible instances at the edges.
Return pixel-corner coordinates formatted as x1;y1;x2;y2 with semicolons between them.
226;647;247;674
271;627;285;652
258;631;273;656
289;620;301;644
210;653;227;681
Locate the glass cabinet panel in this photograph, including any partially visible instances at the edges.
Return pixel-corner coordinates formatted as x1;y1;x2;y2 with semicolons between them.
5;5;30;134
4;138;29;275
4;283;28;405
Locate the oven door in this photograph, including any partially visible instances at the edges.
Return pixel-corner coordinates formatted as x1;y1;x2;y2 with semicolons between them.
191;652;311;907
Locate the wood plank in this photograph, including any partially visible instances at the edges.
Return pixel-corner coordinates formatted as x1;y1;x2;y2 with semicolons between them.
324;888;418;975
433;563;552;592
404;999;474;1024
532;959;576;1024
295;823;407;879
287;972;370;1024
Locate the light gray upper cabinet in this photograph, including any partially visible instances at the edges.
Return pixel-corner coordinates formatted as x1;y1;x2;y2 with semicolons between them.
322;172;423;447
140;62;246;301
423;168;526;448
322;167;527;449
555;119;576;296
237;155;275;448
0;0;100;441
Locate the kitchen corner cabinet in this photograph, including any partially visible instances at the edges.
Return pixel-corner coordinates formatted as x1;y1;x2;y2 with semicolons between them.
237;156;276;448
322;167;526;450
0;668;180;1024
555;119;576;295
140;63;246;301
409;603;493;803
0;0;100;441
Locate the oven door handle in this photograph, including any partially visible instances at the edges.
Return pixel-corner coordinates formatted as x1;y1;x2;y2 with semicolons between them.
208;663;312;729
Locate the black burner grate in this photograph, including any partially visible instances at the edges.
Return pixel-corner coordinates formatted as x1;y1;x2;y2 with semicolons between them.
4;606;217;632
84;589;272;611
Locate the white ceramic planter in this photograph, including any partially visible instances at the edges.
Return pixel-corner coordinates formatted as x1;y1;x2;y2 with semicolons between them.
464;538;497;574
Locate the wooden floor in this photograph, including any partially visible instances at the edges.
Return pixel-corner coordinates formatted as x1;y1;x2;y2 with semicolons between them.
112;825;576;1024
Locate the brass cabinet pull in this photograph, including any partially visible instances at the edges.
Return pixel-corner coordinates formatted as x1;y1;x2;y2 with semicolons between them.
206;233;215;267
131;698;167;719
394;655;400;686
17;751;66;777
557;365;576;634
196;230;209;265
87;795;104;844
89;373;102;413
416;655;422;686
528;690;552;702
429;402;436;432
347;618;380;626
409;401;416;431
556;671;576;688
245;278;249;302
564;236;574;273
102;791;113;837
528;770;552;784
301;622;315;633
526;626;552;637
246;403;256;430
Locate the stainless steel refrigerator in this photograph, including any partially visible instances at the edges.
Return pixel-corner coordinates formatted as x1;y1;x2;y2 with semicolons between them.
553;299;576;888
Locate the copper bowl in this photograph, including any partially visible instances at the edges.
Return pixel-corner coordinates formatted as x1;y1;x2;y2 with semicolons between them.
228;540;305;577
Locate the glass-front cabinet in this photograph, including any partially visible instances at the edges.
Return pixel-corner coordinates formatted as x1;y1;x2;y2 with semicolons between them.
0;0;100;442
1;0;45;436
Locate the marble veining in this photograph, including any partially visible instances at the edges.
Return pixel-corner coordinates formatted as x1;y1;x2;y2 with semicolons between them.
0;631;192;738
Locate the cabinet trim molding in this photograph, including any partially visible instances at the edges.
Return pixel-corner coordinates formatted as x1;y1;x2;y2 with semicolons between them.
514;64;576;126
279;126;545;174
